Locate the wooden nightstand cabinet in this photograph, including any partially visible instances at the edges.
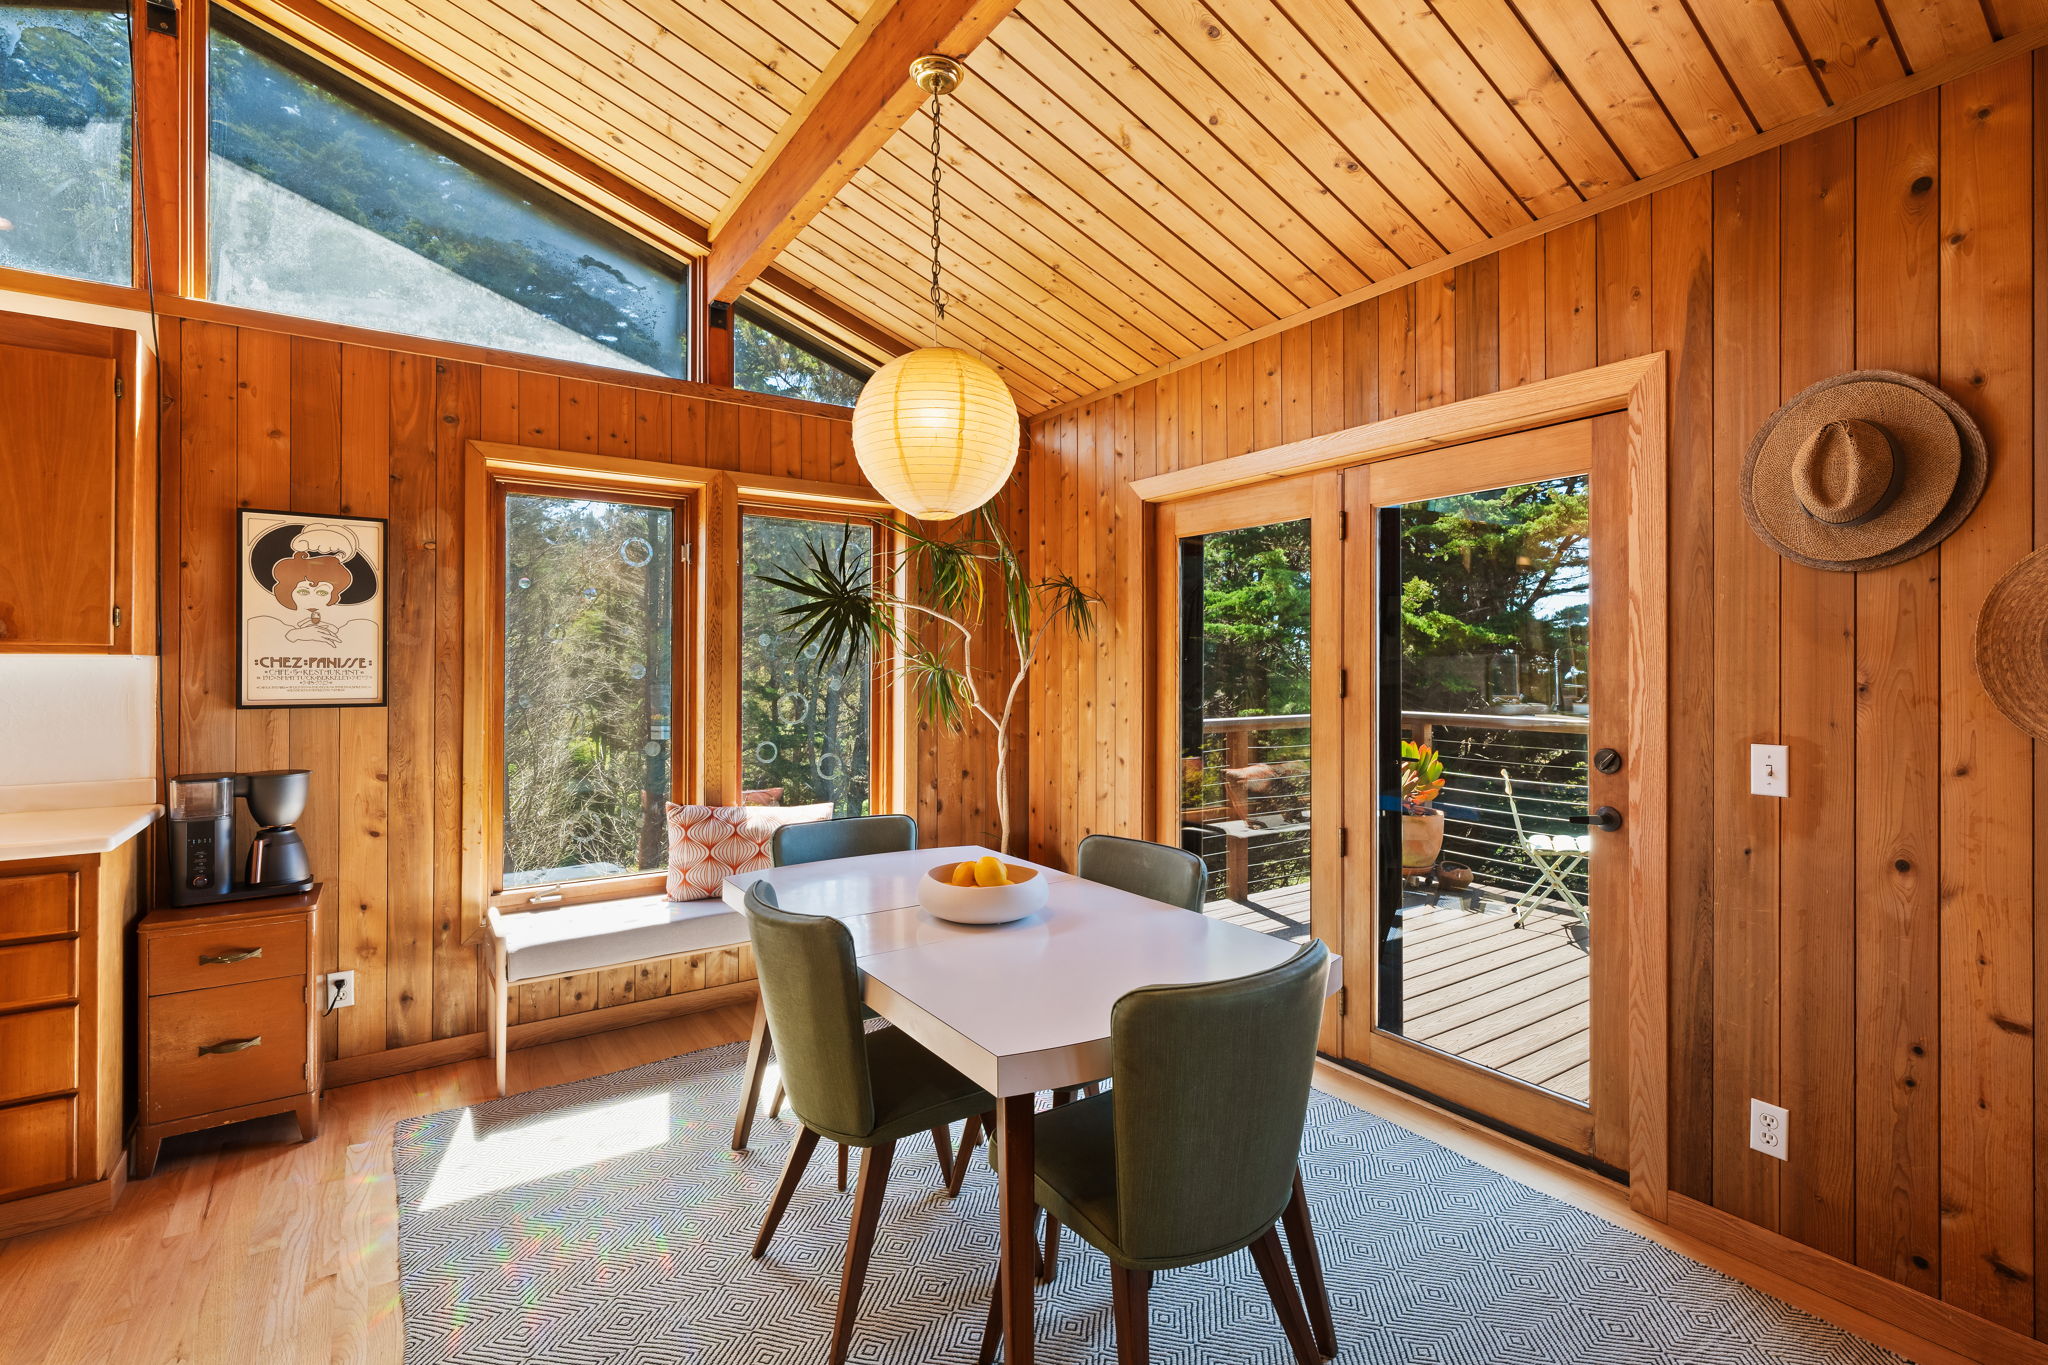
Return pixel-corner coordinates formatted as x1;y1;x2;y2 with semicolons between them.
133;886;323;1178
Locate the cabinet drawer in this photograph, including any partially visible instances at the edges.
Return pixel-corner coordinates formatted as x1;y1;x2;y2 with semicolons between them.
0;938;75;1011
147;918;305;995
0;1006;77;1104
146;977;307;1123
0;872;75;941
0;1096;74;1198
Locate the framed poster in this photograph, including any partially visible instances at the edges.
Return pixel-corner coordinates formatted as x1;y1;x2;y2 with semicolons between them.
237;509;387;707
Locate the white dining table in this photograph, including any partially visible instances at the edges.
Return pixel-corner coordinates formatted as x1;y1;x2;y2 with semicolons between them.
723;843;1339;1365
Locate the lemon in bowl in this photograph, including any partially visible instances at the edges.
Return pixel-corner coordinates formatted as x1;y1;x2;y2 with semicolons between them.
920;856;1048;925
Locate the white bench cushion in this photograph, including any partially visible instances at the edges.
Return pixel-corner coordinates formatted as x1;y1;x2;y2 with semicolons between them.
497;894;748;982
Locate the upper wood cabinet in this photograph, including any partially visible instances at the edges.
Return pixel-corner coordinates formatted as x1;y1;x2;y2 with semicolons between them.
0;312;146;653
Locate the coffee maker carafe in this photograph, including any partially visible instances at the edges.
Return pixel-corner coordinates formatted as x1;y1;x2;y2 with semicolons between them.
166;770;315;906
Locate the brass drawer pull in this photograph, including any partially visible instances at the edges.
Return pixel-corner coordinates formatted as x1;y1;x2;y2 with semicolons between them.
199;948;264;966
197;1036;263;1056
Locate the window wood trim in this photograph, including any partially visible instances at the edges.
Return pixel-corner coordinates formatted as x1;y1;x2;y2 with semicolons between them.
459;440;898;940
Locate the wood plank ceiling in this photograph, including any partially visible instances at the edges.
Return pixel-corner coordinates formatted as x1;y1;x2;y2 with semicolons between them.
267;0;2037;411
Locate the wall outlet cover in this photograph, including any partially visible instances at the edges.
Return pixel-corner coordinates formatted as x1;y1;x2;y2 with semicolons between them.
326;970;356;1010
1750;743;1789;798
1750;1097;1788;1160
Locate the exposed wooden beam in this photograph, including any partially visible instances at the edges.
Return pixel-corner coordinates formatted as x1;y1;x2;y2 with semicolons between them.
705;0;1022;305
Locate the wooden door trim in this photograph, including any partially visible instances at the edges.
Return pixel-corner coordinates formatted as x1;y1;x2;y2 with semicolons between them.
1129;354;1662;505
1132;355;1668;1218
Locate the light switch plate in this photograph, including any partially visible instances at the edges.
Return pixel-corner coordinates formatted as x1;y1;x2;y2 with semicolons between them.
1750;1098;1788;1160
1750;743;1789;798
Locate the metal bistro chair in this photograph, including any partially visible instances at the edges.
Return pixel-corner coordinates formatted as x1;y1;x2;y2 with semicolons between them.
1499;769;1592;929
744;881;993;1365
978;940;1339;1365
731;814;919;1156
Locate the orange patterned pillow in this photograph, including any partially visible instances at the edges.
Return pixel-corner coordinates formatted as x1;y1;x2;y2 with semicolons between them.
664;801;832;901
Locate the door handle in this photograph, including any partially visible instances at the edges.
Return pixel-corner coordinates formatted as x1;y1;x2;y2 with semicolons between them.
198;1036;263;1056
1569;806;1623;833
199;947;264;965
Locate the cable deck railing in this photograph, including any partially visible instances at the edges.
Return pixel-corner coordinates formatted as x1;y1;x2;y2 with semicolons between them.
1181;709;1592;916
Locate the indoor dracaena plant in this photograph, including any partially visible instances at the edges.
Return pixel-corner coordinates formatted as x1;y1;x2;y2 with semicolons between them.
757;503;1098;854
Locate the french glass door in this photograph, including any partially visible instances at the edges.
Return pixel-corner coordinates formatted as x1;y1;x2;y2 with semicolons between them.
1341;419;1632;1169
1154;476;1344;1047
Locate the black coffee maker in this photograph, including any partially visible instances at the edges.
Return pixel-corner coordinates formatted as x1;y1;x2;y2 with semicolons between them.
166;770;315;906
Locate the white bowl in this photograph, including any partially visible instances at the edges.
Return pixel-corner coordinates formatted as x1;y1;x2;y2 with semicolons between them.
919;862;1048;925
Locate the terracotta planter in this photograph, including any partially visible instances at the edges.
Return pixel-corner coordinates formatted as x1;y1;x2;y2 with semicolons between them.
1401;809;1445;869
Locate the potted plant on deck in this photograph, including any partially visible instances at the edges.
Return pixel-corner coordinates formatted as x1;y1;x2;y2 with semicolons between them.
1400;739;1447;872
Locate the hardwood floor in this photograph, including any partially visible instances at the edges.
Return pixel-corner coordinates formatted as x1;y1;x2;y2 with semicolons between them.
0;1000;1971;1365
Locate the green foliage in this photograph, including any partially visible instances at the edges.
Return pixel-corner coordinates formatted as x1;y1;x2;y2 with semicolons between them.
733;312;866;407
1399;740;1445;811
0;4;133;283
1194;519;1312;718
207;17;683;374
740;517;872;817
501;495;674;883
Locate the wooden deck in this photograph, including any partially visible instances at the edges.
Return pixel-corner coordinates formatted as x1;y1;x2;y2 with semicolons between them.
1203;881;1591;1103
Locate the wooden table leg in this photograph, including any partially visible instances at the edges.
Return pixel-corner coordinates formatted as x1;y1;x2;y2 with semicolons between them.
995;1093;1036;1365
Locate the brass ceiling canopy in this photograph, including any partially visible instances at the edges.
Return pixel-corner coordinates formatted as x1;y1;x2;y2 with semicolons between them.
909;54;963;98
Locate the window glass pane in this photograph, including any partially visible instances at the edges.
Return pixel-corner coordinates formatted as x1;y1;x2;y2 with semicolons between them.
734;305;869;407
0;2;132;285
208;16;685;376
502;493;675;888
740;515;874;816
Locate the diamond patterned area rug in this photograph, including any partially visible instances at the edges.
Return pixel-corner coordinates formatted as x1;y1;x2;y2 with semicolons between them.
392;1041;1903;1365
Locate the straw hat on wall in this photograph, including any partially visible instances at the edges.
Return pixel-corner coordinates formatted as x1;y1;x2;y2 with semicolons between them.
1976;547;2048;741
1741;370;1987;572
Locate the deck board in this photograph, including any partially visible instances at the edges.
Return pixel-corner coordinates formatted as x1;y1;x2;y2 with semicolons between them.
1205;879;1590;1103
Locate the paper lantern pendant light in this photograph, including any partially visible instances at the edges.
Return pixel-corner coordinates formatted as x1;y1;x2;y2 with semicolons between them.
853;347;1019;520
851;55;1019;522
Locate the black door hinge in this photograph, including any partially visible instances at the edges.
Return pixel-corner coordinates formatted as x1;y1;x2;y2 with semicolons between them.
1338;668;1348;699
1339;826;1349;857
1339;985;1349;1017
1338;509;1348;540
114;374;124;400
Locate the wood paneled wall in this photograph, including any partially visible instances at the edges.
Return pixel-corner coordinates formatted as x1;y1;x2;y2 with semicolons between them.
156;314;1014;1065
1025;51;2047;1342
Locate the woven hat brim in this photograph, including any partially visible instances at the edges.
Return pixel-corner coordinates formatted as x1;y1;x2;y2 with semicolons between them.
1975;546;2048;742
1741;370;1988;572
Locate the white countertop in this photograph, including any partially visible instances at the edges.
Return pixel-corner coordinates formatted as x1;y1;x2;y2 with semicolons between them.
0;804;160;861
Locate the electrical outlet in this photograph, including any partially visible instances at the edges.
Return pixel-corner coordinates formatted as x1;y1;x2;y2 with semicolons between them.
1750;1098;1788;1161
325;970;356;1010
1750;743;1789;798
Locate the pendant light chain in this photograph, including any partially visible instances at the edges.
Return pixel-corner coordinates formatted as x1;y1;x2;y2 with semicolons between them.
927;83;948;342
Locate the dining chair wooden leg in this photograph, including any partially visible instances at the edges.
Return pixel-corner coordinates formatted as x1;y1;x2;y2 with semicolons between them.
731;1000;773;1150
932;1124;955;1175
947;1114;983;1196
829;1140;895;1365
1110;1265;1152;1365
768;1080;786;1119
837;1142;849;1191
1039;1213;1061;1283
1282;1171;1337;1358
752;1126;821;1257
977;1271;1003;1365
1248;1225;1321;1365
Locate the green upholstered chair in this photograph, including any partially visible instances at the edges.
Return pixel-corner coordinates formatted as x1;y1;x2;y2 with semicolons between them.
1076;833;1207;912
743;881;994;1365
979;939;1338;1365
772;812;918;867
732;813;920;1152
